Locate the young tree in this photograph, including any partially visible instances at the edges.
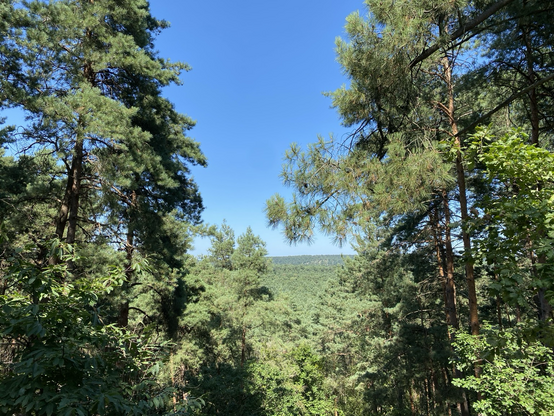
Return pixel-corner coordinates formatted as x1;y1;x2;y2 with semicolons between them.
172;225;276;414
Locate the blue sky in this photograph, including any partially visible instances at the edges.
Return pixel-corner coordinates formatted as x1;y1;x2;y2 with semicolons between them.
148;1;366;256
148;1;364;256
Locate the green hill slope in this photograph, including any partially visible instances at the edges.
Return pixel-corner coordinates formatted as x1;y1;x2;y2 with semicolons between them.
262;256;346;315
268;254;349;266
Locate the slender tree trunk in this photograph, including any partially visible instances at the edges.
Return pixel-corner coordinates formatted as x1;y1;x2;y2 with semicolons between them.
521;19;540;145
51;119;84;268
441;49;481;409
441;195;460;333
53;127;84;240
54;183;70;241
118;191;137;328
52;56;95;260
430;365;438;414
519;12;552;322
423;377;430;416
410;379;416;415
442;53;480;337
432;202;470;416
520;11;549;319
65;130;84;245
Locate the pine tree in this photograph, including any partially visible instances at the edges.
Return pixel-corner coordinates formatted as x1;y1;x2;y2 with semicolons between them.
173;224;276;414
1;0;205;259
266;1;554;413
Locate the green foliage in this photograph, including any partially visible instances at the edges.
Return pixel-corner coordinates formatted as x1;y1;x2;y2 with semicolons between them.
247;344;335;416
206;221;235;270
312;240;457;416
232;227;270;274
171;225;280;414
0;148;61;253
3;1;554;415
1;0;205;269
467;128;554;310
266;1;554;413
453;323;554;416
262;263;337;319
265;134;452;246
0;241;199;415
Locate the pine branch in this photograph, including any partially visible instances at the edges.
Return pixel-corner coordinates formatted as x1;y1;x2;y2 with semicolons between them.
457;72;554;138
409;0;516;69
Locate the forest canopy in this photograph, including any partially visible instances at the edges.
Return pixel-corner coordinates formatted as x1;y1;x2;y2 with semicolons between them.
1;0;554;415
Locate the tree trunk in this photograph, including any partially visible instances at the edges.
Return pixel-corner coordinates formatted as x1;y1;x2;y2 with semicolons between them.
521;19;540;145
441;195;460;333
442;52;480;337
118;207;136;328
65;130;84;245
54;182;70;241
51;119;84;267
521;22;553;321
431;203;470;416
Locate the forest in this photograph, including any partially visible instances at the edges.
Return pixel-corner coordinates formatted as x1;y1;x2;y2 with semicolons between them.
0;0;553;415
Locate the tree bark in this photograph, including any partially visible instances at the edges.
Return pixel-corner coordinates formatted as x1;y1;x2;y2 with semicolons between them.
432;203;470;416
442;52;480;337
521;16;540;145
441;195;460;333
118;193;136;329
520;15;553;322
65;130;84;245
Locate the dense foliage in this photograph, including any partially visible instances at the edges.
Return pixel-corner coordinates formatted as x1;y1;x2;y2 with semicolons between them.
265;0;554;414
1;0;553;415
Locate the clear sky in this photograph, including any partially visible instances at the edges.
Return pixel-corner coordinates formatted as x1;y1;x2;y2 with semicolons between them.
147;0;364;256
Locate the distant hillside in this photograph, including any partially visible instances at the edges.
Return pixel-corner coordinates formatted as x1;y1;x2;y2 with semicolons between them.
261;256;350;316
268;254;350;266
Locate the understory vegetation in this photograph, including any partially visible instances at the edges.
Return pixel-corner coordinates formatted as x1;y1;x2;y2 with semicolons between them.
1;0;553;415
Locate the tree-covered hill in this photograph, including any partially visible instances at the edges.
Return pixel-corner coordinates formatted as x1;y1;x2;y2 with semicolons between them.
262;259;342;317
268;254;349;265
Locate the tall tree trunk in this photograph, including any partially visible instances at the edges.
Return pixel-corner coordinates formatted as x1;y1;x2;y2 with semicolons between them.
431;203;470;416
440;195;460;333
442;52;480;337
410;379;416;415
442;48;482;409
521;19;540;145
51;119;84;267
65;129;84;245
118;191;137;328
520;18;552;321
54;182;70;241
